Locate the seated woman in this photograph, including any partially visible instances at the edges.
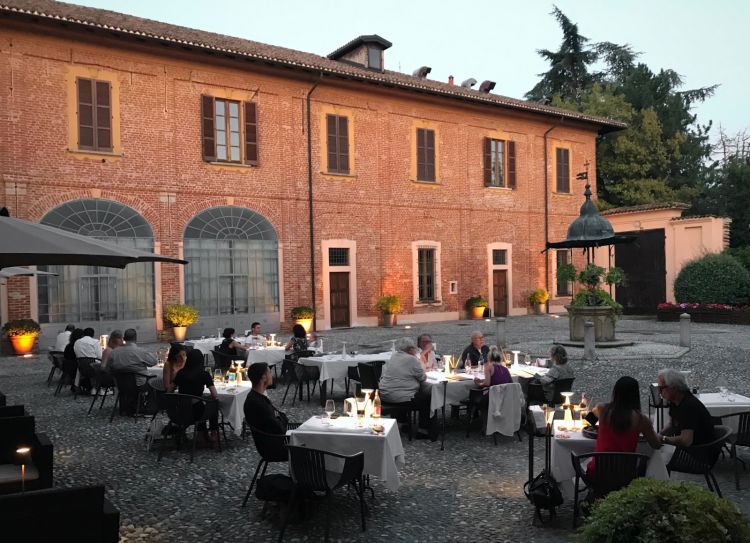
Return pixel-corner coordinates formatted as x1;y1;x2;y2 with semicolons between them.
417;334;438;371
534;345;574;402
588;376;661;476
284;324;309;353
219;328;247;357
173;350;219;444
473;345;513;410
163;344;187;392
63;328;85;393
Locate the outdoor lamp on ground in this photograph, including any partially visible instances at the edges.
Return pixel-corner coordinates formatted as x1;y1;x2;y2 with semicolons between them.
15;446;31;492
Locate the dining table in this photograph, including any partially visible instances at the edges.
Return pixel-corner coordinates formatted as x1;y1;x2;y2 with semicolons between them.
655;391;750;433
297;352;393;407
549;419;672;499
289;415;405;491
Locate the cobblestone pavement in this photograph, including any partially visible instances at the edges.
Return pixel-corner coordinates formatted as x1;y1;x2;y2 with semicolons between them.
2;315;749;542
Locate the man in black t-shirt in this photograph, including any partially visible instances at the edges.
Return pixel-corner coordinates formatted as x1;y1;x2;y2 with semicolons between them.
243;363;287;436
459;331;490;369
657;369;715;447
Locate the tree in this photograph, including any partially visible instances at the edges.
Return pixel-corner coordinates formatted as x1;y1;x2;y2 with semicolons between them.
529;7;716;208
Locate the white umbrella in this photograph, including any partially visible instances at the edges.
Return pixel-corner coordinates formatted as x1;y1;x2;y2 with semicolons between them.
0;216;186;269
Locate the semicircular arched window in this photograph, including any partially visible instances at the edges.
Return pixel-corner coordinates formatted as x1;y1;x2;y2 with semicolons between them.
184;206;279;318
37;199;155;324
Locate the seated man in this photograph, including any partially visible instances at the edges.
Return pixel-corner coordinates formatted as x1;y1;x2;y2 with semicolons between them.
460;331;490;368
379;338;436;440
73;327;103;360
416;333;438;371
219;328;248;357
244;362;288;437
54;323;75;353
657;368;715;447
248;322;266;346
107;329;157;387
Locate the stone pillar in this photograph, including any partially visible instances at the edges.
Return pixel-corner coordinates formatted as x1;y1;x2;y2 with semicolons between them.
583;321;596;360
679;313;691;348
495;317;506;348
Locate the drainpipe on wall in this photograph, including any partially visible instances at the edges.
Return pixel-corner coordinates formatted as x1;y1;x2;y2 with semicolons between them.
543;120;562;313
306;73;323;331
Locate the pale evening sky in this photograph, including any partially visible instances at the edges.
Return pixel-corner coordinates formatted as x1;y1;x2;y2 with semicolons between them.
71;0;749;139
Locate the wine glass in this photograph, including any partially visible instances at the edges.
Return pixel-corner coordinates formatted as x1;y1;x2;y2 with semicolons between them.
213;369;223;385
354;394;366;427
325;399;335;422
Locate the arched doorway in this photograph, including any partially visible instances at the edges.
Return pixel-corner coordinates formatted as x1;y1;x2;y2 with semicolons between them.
37;199;156;341
184;206;280;335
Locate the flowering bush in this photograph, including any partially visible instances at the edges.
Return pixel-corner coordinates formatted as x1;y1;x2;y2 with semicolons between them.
658;302;749;311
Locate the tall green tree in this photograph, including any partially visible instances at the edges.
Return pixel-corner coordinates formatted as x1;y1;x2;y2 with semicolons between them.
529;7;715;208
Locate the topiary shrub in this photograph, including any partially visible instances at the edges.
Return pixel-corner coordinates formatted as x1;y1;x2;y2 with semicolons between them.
674;253;750;305
578;478;750;543
727;246;750;274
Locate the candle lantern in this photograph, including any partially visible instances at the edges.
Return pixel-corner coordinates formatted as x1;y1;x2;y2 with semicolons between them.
15;446;31;493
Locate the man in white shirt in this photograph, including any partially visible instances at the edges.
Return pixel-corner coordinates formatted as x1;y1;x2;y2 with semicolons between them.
248;321;266;346
54;323;76;352
73;327;103;360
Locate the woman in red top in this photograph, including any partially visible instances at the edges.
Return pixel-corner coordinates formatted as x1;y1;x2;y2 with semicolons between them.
588;376;661;476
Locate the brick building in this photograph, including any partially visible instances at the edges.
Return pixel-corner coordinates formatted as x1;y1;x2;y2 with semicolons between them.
0;0;623;344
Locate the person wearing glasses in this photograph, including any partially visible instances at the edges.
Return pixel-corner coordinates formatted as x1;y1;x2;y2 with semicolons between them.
459;331;490;369
656;369;714;447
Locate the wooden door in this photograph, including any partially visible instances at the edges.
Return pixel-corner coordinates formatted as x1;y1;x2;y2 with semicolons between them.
493;270;508;317
615;229;666;314
329;272;350;328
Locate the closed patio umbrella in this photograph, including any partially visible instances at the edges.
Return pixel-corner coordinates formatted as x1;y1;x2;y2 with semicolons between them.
0;216;186;269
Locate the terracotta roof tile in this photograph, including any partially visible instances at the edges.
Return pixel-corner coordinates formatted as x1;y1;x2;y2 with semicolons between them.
1;0;626;132
601;202;689;216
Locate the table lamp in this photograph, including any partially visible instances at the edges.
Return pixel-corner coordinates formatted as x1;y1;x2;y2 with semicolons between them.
511;350;520;365
16;446;31;493
560;391;575;426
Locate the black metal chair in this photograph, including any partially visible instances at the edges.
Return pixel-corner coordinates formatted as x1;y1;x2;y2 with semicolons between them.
158;393;221;463
356;362;380;391
667;425;732;496
75;357;99;401
210;349;234;372
721;412;750;490
53;356;78;397
279;445;366;542
282;359;319;406
241;422;301;507
46;351;65;386
109;372;153;422
570;451;649;527
526;377;575;406
89;365;116;415
648;383;668;432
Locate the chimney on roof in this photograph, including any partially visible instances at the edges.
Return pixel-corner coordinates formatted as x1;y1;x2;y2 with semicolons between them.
413;66;432;79
448;75;454;85
461;78;477;89
478;80;496;93
327;35;392;72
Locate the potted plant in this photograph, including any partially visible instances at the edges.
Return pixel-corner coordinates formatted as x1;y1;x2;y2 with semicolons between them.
528;288;550;315
375;295;401;328
291;306;314;332
2;318;41;355
557;262;624;342
164;304;199;341
465;295;489;320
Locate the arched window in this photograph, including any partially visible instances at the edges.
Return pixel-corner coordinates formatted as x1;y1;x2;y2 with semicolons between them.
184;206;279;317
37;199;155;323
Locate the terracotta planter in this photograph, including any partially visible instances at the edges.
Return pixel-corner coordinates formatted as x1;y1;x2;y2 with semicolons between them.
9;334;36;355
381;313;397;328
172;326;187;342
566;305;617;342
294;318;313;332
470;306;486;319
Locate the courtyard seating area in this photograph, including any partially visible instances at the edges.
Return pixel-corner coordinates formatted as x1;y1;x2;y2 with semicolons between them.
2;315;750;542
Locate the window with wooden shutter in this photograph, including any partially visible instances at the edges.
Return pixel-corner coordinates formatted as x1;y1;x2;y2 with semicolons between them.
417;248;436;301
507;140;517;189
76;77;112;152
483;138;492;186
201;95;216;162
326;114;349;174
244;101;258;165
556;250;572;296
556;148;570;193
417;128;435;182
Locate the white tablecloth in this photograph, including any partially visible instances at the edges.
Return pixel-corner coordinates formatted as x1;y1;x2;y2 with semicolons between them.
289;416;405;491
424;371;476;412
550;420;672;498
185;338;223;356
299;352;392;382
657;392;750;433
245;347;287;366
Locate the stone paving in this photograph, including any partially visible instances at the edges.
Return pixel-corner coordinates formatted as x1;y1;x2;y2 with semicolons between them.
1;315;749;542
